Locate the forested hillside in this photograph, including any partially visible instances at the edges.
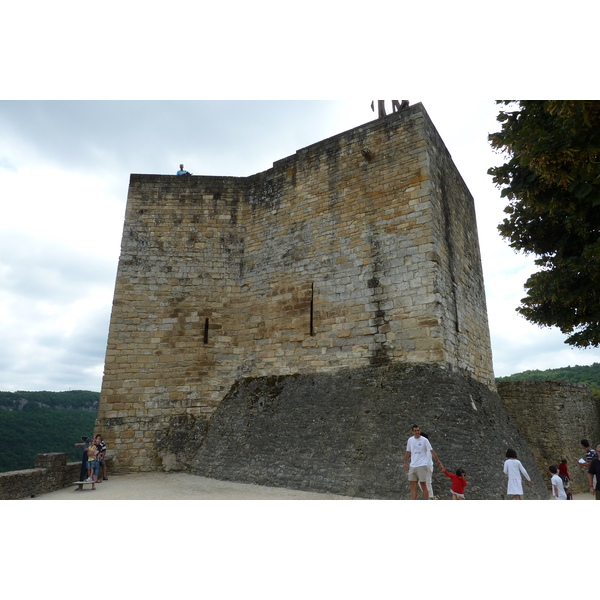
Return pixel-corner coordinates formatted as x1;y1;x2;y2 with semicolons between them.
496;363;600;393
0;390;99;411
0;390;99;473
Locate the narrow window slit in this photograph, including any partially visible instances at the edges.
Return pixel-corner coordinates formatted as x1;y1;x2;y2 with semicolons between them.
309;283;314;336
203;318;209;344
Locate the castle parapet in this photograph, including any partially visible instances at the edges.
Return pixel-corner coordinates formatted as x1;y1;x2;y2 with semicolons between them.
0;453;80;500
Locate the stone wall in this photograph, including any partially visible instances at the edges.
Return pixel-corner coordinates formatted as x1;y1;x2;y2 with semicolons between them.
498;381;600;493
97;103;496;474
191;363;548;499
0;453;80;500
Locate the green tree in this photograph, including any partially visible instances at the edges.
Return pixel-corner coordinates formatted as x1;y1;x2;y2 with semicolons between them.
0;408;97;473
496;362;600;393
0;390;100;473
488;100;600;347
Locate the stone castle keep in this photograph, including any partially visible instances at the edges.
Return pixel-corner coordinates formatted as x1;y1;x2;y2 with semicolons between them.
96;104;553;499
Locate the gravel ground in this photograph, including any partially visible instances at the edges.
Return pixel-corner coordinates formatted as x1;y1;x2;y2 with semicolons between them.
30;471;357;500
29;472;596;500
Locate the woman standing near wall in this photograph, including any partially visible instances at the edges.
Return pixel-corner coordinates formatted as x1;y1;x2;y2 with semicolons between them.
503;449;533;499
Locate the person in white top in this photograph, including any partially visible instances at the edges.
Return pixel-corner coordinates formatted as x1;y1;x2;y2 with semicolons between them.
549;465;567;500
503;448;533;499
403;425;436;500
420;432;442;500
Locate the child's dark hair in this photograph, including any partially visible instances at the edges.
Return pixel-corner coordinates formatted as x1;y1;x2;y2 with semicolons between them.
456;468;466;477
506;448;517;459
549;465;558;474
581;439;590;448
561;458;567;464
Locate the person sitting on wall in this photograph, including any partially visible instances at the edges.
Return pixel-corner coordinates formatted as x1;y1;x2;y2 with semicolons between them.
177;164;191;175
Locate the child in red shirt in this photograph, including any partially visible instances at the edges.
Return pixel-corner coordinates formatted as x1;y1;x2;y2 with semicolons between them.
558;459;572;499
439;464;468;500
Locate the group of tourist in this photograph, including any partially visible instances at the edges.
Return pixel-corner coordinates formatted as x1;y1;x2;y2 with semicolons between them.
547;439;600;500
74;434;107;490
403;425;600;500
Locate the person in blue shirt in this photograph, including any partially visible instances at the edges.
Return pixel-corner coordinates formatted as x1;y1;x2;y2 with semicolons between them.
177;164;190;175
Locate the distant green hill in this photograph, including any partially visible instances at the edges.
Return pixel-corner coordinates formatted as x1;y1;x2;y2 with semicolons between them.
0;390;99;473
0;390;99;411
496;363;600;393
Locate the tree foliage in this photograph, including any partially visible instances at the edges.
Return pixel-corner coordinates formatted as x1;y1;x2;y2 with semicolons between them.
488;101;600;347
0;390;99;473
496;362;600;394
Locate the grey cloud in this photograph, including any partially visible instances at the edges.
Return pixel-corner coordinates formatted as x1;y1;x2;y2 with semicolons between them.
0;234;116;304
0;233;115;391
0;101;348;179
0;305;110;392
61;308;111;361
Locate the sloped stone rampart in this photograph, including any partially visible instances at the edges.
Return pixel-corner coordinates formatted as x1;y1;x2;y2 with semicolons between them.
192;363;548;499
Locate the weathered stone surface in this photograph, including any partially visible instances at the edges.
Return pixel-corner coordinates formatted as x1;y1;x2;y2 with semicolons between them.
192;364;549;500
0;453;81;500
155;413;210;472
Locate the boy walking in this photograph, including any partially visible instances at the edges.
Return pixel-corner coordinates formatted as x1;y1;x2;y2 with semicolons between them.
549;465;567;500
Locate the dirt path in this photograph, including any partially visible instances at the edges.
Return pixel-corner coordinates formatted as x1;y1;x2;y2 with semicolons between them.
30;472;356;500
28;472;598;500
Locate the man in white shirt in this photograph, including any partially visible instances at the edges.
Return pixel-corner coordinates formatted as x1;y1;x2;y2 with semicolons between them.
403;424;434;500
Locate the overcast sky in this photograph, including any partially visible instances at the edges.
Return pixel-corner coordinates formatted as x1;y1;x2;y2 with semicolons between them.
4;4;599;594
2;99;600;392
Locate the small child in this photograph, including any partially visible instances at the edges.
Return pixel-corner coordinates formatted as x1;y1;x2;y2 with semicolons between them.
439;464;468;500
549;465;567;500
86;441;99;489
503;449;533;500
557;459;572;498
